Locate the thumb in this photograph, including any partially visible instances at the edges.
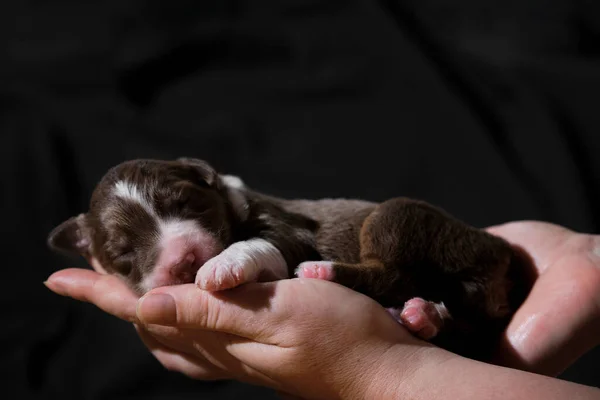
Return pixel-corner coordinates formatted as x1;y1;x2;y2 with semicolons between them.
136;281;287;341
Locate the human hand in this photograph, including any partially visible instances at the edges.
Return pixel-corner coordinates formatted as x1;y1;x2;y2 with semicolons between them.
485;221;600;376
44;220;600;397
45;267;444;399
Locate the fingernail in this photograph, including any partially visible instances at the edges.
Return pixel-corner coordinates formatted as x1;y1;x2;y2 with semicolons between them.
137;293;177;325
44;278;66;295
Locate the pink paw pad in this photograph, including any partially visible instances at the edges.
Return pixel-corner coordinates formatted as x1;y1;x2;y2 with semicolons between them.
295;261;336;281
399;298;445;340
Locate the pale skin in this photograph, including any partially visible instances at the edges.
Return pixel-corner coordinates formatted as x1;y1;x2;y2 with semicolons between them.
45;221;600;399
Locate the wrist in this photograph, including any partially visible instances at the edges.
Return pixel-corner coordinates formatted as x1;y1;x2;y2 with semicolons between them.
338;335;600;400
361;343;458;400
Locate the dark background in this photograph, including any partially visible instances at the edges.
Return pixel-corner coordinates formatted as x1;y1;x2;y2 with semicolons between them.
2;1;599;399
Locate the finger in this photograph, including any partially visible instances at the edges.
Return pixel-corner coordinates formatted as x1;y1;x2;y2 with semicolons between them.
136;322;207;359
136;280;287;341
138;324;283;388
485;221;575;274
45;268;139;322
495;253;600;376
486;220;574;239
134;324;228;381
140;322;250;372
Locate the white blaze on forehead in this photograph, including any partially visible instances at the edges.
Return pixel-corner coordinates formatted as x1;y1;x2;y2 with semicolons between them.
158;219;206;247
113;180;157;216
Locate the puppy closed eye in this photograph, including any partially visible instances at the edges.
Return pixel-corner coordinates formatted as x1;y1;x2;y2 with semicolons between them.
112;251;135;274
114;249;134;261
154;183;199;213
158;194;197;215
175;186;209;213
105;240;134;267
176;190;193;209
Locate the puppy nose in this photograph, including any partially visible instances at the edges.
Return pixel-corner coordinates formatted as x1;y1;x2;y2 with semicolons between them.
182;252;196;266
169;253;196;279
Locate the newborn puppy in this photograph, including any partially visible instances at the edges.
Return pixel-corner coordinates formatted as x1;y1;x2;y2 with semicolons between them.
48;158;530;361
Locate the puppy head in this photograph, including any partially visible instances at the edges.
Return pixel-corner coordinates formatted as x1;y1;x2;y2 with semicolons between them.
48;158;245;294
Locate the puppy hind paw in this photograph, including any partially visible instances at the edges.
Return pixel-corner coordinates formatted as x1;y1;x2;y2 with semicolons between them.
294;261;336;281
393;298;449;340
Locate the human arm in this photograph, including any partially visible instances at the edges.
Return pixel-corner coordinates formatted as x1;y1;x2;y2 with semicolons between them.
45;270;600;400
44;220;600;398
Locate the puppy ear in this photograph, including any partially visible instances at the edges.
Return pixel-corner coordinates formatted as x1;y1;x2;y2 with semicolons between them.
177;157;220;188
47;213;92;257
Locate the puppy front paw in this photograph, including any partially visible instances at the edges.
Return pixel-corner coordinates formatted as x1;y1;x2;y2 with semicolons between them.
196;239;288;291
195;252;259;291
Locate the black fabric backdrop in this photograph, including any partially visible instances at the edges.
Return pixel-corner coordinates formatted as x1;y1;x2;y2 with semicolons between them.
2;1;599;399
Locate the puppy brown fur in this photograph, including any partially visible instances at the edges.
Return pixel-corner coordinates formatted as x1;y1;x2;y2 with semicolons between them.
48;158;531;361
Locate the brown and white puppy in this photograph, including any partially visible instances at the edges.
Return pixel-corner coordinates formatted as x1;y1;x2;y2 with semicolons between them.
48;158;530;361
